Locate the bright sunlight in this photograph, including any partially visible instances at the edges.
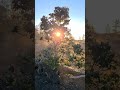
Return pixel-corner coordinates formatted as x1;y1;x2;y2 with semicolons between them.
68;20;85;40
55;32;61;37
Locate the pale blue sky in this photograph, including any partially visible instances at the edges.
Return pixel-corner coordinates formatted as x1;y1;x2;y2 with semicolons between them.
35;0;85;40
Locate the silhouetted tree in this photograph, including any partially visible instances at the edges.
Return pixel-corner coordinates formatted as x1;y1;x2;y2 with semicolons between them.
106;24;111;33
86;19;120;89
40;7;70;40
40;16;50;30
112;19;120;33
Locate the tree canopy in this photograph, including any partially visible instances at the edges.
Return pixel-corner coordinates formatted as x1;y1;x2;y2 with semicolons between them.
40;6;71;40
11;0;34;39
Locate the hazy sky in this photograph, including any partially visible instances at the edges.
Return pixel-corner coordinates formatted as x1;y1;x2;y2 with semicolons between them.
35;0;85;40
86;0;120;33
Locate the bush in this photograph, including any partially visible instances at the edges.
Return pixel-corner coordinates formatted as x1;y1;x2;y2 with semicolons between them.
38;47;60;70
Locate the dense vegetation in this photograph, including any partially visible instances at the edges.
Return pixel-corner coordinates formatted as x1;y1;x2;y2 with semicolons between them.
85;19;120;89
0;0;34;89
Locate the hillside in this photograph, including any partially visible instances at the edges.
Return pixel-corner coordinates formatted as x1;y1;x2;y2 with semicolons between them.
35;33;85;89
0;5;34;73
35;39;85;90
96;32;120;54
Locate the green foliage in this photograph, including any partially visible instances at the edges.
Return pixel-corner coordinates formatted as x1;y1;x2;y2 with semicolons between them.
76;61;83;68
73;44;83;54
39;47;60;70
44;55;59;70
69;55;75;62
57;37;85;69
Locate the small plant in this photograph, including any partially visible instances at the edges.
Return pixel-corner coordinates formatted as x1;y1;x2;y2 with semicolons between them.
76;60;85;68
44;55;59;70
39;47;60;70
73;44;83;54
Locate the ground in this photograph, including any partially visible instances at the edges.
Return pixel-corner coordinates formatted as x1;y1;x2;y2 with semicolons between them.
35;39;85;90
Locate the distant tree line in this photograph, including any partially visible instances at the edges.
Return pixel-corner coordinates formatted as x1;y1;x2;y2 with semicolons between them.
106;19;120;33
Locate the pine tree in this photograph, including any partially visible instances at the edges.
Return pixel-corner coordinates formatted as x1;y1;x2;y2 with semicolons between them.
112;19;120;33
105;24;111;33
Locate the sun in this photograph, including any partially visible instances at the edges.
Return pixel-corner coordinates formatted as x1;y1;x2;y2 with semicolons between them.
55;32;61;37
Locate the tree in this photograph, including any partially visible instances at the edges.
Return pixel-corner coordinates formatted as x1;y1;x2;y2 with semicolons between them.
86;19;120;89
11;0;34;39
40;7;70;41
12;0;34;10
112;19;120;33
105;24;111;33
40;16;50;30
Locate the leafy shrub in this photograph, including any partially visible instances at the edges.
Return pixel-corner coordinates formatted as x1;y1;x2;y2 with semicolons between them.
73;44;83;54
38;47;60;70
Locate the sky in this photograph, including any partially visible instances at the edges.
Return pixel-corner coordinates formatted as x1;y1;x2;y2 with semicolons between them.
86;0;120;33
35;0;85;40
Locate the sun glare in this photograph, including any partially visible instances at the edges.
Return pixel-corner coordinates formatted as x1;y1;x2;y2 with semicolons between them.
68;20;85;40
55;32;61;37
